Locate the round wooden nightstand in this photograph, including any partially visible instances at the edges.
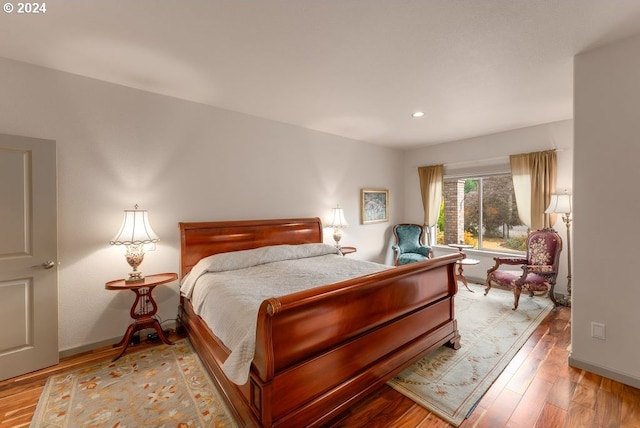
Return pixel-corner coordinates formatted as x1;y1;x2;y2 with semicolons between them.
447;243;474;252
456;258;480;292
105;272;178;361
339;246;357;255
447;244;477;292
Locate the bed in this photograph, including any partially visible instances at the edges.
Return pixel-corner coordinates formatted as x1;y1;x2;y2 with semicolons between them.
177;217;463;427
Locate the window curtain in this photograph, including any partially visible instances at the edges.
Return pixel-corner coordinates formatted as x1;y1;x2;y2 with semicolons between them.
509;150;557;230
418;164;443;244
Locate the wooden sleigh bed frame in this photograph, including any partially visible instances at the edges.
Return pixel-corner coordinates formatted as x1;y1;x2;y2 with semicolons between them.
177;217;463;427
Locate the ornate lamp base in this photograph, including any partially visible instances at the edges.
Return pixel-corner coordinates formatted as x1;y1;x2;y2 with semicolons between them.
556;276;572;307
556;294;571;307
333;228;343;249
124;243;146;283
125;271;145;284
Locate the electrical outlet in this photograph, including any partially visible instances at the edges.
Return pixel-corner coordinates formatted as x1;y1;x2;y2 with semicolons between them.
591;322;606;340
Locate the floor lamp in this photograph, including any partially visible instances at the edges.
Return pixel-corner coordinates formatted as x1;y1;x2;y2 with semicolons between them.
545;193;572;306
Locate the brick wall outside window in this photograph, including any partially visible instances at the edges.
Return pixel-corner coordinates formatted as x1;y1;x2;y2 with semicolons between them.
443;180;465;244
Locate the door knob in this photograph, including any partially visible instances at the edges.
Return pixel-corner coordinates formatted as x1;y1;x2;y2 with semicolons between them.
41;261;55;269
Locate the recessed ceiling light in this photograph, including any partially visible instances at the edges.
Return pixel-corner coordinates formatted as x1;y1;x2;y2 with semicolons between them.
411;111;425;118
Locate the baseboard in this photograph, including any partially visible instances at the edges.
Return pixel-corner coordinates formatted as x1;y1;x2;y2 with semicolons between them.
568;355;640;389
59;336;122;359
59;322;177;359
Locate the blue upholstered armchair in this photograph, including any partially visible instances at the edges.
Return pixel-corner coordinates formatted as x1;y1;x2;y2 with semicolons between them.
392;224;433;266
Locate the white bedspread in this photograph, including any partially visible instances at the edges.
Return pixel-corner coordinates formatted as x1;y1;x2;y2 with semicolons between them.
180;243;389;385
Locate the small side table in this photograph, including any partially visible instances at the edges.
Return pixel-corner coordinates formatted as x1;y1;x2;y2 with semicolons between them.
448;243;474;252
105;272;178;361
340;246;357;256
455;258;480;292
448;244;477;292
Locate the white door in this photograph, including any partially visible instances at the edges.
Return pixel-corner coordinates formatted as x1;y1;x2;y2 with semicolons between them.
0;133;58;381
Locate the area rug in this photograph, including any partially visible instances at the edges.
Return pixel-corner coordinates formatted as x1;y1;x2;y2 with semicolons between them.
31;339;237;427
388;283;554;427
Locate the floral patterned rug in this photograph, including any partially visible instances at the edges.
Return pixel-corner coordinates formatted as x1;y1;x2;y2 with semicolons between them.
31;339;237;427
388;283;554;426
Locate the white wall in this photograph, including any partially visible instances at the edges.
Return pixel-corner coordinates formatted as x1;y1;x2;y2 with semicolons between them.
401;120;574;294
0;57;403;352
572;34;640;386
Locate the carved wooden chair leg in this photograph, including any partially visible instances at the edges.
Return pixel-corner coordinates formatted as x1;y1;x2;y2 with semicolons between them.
513;285;522;310
548;281;558;307
484;277;493;296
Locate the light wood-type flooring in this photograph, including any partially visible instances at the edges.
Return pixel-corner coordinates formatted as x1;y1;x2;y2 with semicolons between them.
1;305;639;428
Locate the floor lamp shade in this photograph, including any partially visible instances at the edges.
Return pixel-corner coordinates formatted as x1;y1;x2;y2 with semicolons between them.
545;194;572;215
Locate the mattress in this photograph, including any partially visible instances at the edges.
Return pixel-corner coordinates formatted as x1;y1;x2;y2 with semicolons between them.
180;243;389;384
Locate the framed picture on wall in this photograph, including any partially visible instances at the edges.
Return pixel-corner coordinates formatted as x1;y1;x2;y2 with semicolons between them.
361;189;389;224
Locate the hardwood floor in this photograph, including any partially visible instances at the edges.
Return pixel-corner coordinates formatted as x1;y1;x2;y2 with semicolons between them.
1;306;639;428
328;306;640;428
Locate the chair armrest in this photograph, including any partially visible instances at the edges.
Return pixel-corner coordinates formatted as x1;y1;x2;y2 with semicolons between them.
486;257;527;276
495;257;528;266
525;265;556;274
413;246;432;258
391;244;400;265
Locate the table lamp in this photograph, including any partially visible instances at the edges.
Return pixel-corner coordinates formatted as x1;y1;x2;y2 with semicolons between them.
110;205;160;283
328;205;348;248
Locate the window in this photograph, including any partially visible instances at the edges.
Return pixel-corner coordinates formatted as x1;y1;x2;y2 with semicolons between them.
438;174;527;253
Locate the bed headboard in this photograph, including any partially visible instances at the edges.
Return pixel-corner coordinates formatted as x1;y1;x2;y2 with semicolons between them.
179;217;324;278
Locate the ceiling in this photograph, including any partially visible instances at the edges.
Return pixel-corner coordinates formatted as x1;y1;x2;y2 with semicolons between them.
3;1;640;149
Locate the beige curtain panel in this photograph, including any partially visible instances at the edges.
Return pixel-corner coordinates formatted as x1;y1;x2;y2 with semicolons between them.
509;150;557;230
418;164;444;228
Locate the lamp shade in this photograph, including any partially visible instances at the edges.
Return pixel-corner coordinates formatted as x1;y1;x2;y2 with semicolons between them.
328;206;348;228
110;208;160;245
545;194;572;214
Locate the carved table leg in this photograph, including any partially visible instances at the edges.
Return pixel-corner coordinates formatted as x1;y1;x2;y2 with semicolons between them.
112;286;173;361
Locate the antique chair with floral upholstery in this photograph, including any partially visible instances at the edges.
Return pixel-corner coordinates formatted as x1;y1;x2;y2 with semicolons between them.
485;228;562;310
392;224;433;266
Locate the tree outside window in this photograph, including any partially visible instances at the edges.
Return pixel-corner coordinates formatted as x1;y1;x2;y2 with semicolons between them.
438;174;527;252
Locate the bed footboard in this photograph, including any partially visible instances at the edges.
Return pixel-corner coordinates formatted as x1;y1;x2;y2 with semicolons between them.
251;253;462;426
